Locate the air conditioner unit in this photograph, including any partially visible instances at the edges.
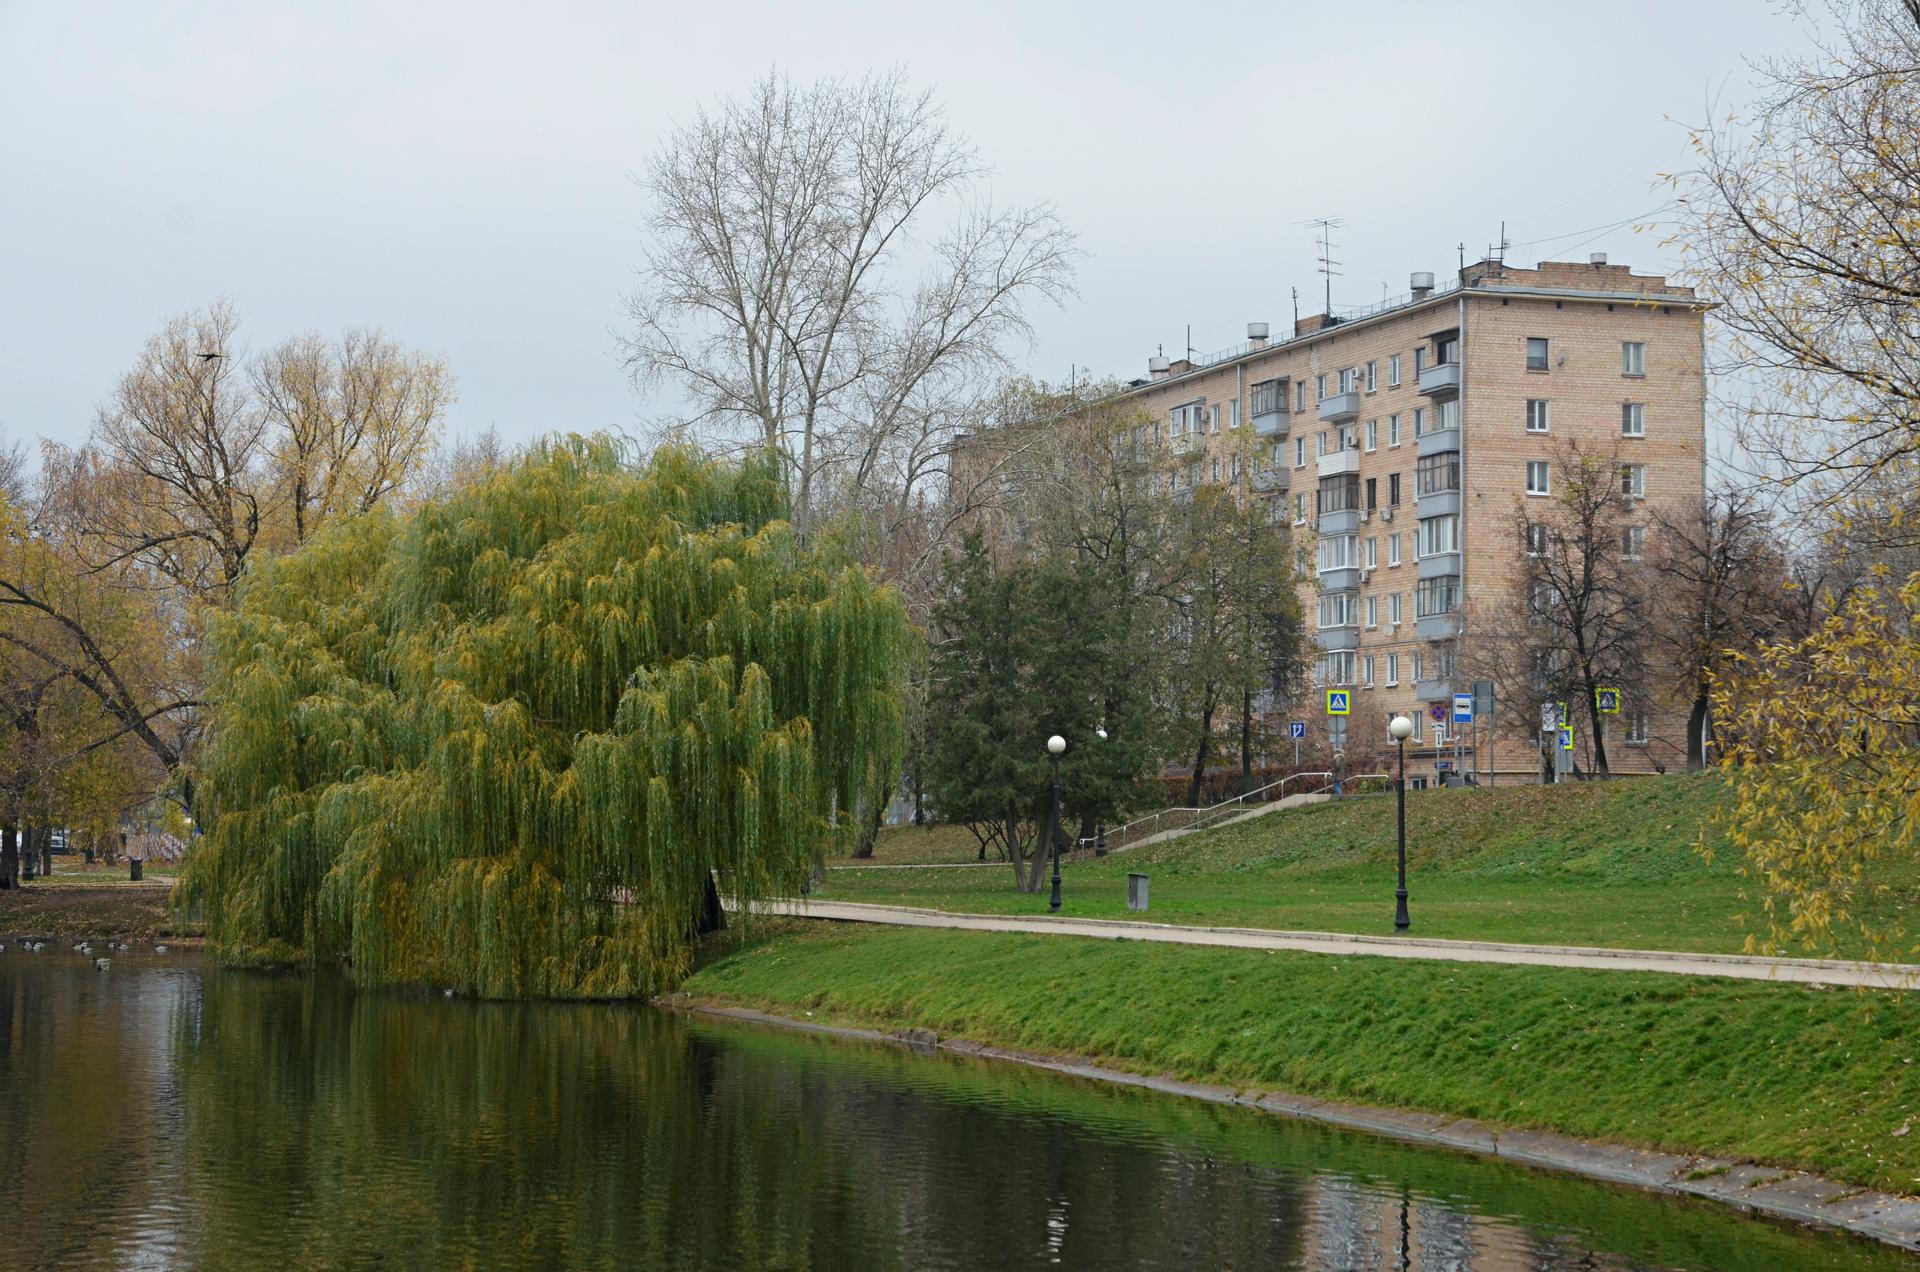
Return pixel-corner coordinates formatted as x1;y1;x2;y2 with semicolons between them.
1380;509;1393;522
1358;509;1370;522
1358;569;1371;582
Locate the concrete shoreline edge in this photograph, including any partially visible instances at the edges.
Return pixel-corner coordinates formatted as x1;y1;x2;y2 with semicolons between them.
661;996;1920;1253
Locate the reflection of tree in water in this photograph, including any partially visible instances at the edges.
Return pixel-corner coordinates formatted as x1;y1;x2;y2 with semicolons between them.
4;963;1907;1271
167;973;1316;1269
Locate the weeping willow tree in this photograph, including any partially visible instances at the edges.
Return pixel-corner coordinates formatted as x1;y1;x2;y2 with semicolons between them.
179;437;908;997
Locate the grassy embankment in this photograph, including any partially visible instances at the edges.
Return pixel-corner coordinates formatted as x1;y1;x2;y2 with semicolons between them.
831;775;1918;958
685;919;1920;1197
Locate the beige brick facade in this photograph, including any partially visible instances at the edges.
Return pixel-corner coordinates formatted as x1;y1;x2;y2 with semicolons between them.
1083;258;1707;784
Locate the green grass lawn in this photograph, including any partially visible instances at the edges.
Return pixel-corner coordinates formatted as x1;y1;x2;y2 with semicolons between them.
686;921;1920;1197
821;776;1919;958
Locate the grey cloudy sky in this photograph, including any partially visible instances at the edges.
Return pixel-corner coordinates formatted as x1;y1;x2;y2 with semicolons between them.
1;0;1806;453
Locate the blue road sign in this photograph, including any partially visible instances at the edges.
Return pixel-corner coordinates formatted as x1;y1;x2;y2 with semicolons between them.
1326;690;1350;716
1288;721;1307;740
1559;724;1575;751
1595;687;1621;714
1452;692;1473;725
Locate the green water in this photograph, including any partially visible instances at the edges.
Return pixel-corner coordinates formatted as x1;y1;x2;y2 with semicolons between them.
0;949;1903;1270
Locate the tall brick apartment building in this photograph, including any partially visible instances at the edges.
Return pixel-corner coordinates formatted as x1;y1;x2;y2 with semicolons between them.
1023;256;1708;783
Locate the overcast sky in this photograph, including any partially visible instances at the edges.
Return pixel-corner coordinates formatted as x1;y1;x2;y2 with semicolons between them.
0;0;1809;454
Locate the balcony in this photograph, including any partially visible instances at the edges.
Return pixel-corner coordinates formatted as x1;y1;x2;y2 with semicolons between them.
1414;677;1452;703
1317;447;1361;478
1319;566;1361;593
1417;361;1462;397
1415;612;1459;642
1415;486;1461;517
1313;626;1361;652
1251;406;1289;437
1317;508;1360;537
1317;390;1361;422
1416;426;1460;458
1250;467;1284;493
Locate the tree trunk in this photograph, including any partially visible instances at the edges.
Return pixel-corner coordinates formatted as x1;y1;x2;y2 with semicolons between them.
1687;685;1710;772
0;824;17;890
695;872;725;935
1185;699;1216;807
1239;688;1254;793
1583;677;1612;778
20;826;34;881
37;827;52;879
1006;808;1032;893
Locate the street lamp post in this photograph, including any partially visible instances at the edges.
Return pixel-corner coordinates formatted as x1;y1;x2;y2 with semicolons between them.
1046;734;1066;912
1093;727;1108;857
1388;714;1413;931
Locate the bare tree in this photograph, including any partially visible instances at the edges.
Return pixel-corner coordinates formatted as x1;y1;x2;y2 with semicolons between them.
253;328;451;545
1674;0;1920;506
1647;483;1790;770
1497;440;1648;779
622;69;1077;541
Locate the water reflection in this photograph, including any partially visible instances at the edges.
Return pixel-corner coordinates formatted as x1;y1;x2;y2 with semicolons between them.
0;952;1904;1270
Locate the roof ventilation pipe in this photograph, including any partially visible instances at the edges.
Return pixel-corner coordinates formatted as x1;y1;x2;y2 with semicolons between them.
1410;271;1435;299
1247;321;1269;350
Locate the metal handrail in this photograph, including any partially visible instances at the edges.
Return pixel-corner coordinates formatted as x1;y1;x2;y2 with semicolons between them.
1076;769;1389;856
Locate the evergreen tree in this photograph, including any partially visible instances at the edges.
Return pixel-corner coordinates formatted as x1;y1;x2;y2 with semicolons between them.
181;437;908;997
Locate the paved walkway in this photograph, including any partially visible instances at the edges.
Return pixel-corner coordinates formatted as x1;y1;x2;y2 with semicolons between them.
757;899;1920;991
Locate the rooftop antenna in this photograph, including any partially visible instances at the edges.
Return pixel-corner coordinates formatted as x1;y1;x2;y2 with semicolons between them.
1186;324;1193;362
1299;216;1345;314
1457;241;1466;272
1291;286;1299;329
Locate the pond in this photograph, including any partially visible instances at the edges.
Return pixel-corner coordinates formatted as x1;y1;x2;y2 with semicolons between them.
0;949;1904;1270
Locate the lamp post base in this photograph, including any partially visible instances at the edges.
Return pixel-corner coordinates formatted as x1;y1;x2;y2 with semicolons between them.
1394;888;1410;931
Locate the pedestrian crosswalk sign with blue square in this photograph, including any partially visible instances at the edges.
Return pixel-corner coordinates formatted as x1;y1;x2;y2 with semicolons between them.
1595;687;1621;714
1325;690;1350;716
1289;721;1307;739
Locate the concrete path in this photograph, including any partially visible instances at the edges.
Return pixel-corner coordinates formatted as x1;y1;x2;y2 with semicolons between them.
756;898;1920;991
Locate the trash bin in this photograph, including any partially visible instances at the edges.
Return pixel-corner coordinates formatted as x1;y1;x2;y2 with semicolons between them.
1127;873;1149;912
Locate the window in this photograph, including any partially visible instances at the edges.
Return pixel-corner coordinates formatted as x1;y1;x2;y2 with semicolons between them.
1621;464;1646;498
1366;536;1380;568
1411;651;1424;684
1417;514;1460;558
1389;472;1402;506
1170;401;1205;436
1318;592;1359;629
1389;353;1402;386
1410;708;1424;742
1293;493;1308;523
1434;399;1460;432
1316;431;1328;458
1316;373;1328;401
1525;522;1550;557
1622;525;1645;560
1229;453;1241;481
1622;341;1646;376
1319;651;1356;687
1317;535;1360;572
1434;333;1459;365
1416;575;1461;618
1365;360;1378;392
1527;337;1550;371
1366;595;1379;627
1390;592;1403;625
1389;533;1402;567
1626;708;1649;745
1339;367;1357;394
1295;546;1310;575
1526;460;1551;496
1338;424;1356;451
1388;413;1402;447
1413;347;1427;376
1365;419;1378;451
1365;476;1378;511
1210;457;1220;483
1385;652;1400;685
1415;452;1459;497
1251;379;1285;416
1622;403;1646;438
1412;407;1426;437
1362;654;1375;685
1296;380;1307;413
1525;399;1550;433
1294;437;1306;468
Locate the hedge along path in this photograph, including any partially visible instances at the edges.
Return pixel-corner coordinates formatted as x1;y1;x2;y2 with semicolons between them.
182;439;910;998
753;899;1920;990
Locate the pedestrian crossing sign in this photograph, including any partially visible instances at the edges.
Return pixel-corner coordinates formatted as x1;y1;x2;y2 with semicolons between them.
1325;690;1350;716
1595;687;1621;714
1559;724;1575;751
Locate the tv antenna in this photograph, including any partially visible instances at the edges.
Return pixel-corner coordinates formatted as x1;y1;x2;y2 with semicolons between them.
1299;216;1345;315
